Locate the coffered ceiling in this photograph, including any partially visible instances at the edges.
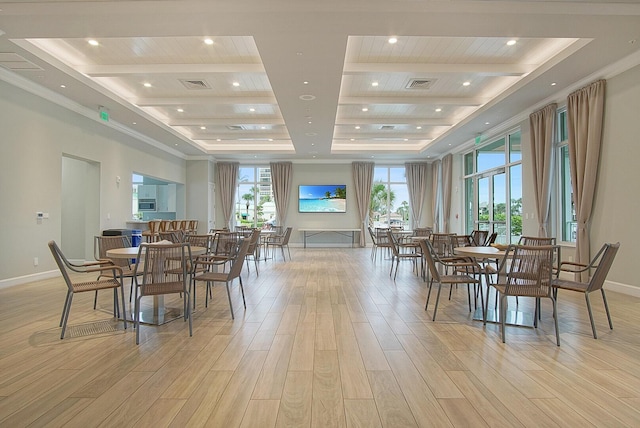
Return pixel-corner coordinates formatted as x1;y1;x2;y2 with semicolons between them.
1;1;639;161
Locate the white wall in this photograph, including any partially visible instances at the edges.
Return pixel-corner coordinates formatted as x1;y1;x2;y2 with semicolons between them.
0;80;186;282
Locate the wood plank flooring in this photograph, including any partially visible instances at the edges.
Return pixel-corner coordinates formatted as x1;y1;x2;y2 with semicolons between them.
1;247;640;427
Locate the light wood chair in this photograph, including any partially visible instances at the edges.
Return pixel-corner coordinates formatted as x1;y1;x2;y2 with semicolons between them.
142;220;160;242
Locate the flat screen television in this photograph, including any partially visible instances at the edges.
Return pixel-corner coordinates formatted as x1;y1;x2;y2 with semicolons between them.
298;184;347;213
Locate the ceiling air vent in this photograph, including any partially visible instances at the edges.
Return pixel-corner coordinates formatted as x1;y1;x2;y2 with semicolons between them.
405;78;435;90
380;125;395;130
226;125;245;131
179;79;211;90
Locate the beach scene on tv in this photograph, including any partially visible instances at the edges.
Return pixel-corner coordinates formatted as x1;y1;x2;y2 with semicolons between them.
299;185;346;213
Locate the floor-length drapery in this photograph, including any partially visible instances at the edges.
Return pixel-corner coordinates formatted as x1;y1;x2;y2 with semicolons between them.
216;162;239;230
270;162;293;227
567;79;606;282
405;162;429;230
352;162;374;247
529;103;557;237
431;160;440;232
441;154;453;233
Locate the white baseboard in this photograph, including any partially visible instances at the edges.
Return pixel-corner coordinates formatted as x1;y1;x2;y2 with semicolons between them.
0;270;60;290
606;280;640;298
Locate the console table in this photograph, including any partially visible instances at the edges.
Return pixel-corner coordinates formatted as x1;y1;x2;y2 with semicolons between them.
298;228;360;248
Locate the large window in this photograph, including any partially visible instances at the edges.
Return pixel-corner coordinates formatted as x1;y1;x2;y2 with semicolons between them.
556;109;576;242
463;129;522;244
370;166;410;229
236;166;274;228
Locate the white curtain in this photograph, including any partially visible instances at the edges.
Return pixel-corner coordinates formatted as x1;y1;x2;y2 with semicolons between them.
270;162;293;227
216;162;239;230
405;162;429;229
352;162;374;246
441;154;453;233
567;79;606;282
431;160;440;232
529;103;557;237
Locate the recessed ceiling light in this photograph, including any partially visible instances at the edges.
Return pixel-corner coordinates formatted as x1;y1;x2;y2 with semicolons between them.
60;84;66;88
416;126;422;130
249;108;255;112
232;82;240;87
485;122;490;125
404;139;408;141
132;122;137;125
200;126;206;130
143;82;152;87
204;38;214;45
388;37;398;44
362;107;369;112
88;39;99;46
435;108;442;112
216;138;221;142
299;94;316;101
308;121;312;124
261;126;266;129
371;82;379;87
303;81;309;85
462;81;471;86
551;82;557;86
296;52;303;56
355;126;361;130
311;143;315;146
175;143;179;146
371;156;375;158
177;108;184;112
268;139;273;141
507;40;517;46
350;138;355;141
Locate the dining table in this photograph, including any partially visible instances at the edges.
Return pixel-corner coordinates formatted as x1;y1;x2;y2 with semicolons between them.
106;245;207;325
452;245;535;328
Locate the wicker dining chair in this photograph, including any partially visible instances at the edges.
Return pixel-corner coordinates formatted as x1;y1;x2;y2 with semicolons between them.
485;244;560;345
387;230;421;280
93;235;141;306
133;242;192;344
48;240;128;339
552;242;620;339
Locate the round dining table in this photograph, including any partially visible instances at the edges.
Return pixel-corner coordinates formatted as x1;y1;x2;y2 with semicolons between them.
106;245;207;325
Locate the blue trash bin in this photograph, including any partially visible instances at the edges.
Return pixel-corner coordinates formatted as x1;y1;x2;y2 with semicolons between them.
131;229;142;247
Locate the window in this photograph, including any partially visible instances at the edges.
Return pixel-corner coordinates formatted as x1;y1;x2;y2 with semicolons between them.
556;109;576;242
236;166;274;228
463;129;522;244
370;166;410;229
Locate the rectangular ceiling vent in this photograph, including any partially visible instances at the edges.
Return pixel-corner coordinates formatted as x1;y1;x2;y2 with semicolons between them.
227;125;246;131
380;125;395;130
0;52;43;71
405;78;435;90
179;79;211;90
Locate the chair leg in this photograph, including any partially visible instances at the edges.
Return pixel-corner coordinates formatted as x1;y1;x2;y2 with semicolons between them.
585;292;598;339
60;290;72;327
120;284;128;330
425;279;434;310
93;290;98;310
135;294;141;344
432;283;444;321
239;277;246;308
60;293;73;339
225;282;235;319
500;293;507;343
552;296;560;346
601;289;614;331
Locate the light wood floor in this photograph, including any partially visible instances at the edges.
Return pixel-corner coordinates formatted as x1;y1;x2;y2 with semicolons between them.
2;247;640;427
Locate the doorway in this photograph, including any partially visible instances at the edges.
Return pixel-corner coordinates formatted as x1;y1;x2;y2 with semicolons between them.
61;155;100;261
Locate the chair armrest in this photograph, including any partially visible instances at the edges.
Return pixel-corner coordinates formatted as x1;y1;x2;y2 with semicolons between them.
85;264;124;275
557;261;593;273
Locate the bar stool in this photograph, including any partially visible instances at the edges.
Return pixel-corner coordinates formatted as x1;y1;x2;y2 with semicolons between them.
142;220;160;242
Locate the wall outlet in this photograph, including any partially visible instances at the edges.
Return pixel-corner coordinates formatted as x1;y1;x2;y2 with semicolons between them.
34;257;39;266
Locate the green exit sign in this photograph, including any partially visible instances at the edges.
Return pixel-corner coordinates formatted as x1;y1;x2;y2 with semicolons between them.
99;107;109;122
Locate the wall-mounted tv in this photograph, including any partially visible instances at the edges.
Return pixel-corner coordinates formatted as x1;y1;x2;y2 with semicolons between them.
298;184;347;213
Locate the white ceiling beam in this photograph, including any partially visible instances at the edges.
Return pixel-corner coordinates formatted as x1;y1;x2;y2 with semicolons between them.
339;96;487;106
134;96;278;106
336;118;452;126
344;63;535;76
78;63;265;76
169;118;285;126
